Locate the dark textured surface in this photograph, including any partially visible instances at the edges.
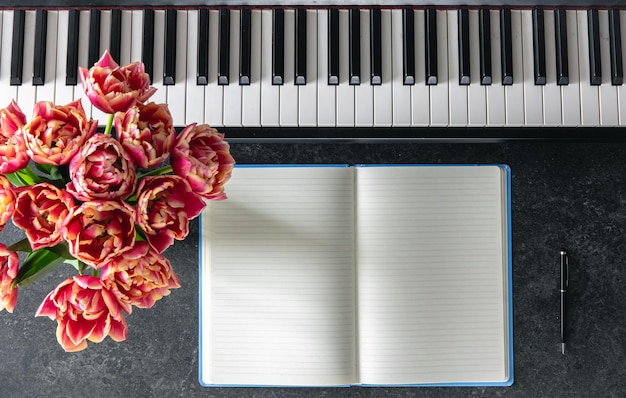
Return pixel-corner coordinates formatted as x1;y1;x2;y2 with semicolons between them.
2;141;626;397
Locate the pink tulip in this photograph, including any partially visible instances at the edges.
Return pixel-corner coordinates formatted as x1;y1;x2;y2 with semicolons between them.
36;275;128;352
0;244;18;313
0;175;16;233
62;200;136;269
101;242;181;311
136;175;205;253
80;50;156;114
171;123;235;200
66;133;137;201
0;100;29;174
22;100;97;166
12;183;75;250
114;102;176;168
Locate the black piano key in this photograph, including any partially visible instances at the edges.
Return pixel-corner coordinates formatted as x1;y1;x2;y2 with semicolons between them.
500;9;513;85
327;9;339;85
88;10;101;67
110;9;122;63
10;10;24;86
479;8;492;85
370;8;382;85
555;9;569;85
609;9;623;86
272;9;284;85
66;9;80;85
163;9;177;86
349;8;360;85
218;9;230;86
587;9;602;86
295;8;307;85
240;9;252;85
425;8;437;85
33;10;47;86
458;9;470;85
197;9;209;85
402;8;415;85
142;10;155;82
532;9;546;85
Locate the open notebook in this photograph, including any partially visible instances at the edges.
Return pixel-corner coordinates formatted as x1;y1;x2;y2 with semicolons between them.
199;165;513;387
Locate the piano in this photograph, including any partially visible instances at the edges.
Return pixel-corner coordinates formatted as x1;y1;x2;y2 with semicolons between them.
0;1;625;141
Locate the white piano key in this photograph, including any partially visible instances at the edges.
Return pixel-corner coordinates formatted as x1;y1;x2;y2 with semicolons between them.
242;9;262;127
223;10;242;126
430;10;448;127
598;10;619;126
486;9;505;126
260;9;278;127
373;9;392;127
119;11;133;66
355;9;373;127
99;10;111;60
37;10;58;104
317;9;336;127
577;10;600;126
205;9;224;127
391;9;410;126
279;10;298;127
0;11;18;107
542;10;562;126
467;10;486;126
505;10;524;126
185;10;205;125
447;9;468;127
130;11;143;64
55;11;74;105
521;10;543;126
411;9;429;126
298;10;317;127
336;9;355;127
167;10;187;125
619;10;626;125
92;10;110;122
75;10;91;114
150;11;167;107
18;10;37;116
561;10;581;126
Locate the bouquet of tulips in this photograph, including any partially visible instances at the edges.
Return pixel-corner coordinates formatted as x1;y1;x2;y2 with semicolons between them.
0;51;235;352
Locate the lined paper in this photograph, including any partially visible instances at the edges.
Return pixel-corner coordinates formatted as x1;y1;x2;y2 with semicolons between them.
201;166;357;386
355;166;509;385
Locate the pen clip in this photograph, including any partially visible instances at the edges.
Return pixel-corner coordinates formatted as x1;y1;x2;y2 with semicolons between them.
560;251;569;290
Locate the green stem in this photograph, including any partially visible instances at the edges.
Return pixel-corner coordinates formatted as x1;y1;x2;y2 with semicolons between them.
138;165;173;179
103;113;114;135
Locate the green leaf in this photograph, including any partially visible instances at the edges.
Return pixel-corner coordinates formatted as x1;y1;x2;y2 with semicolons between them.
5;170;31;187
34;163;62;180
46;242;75;260
15;248;65;288
6;238;32;253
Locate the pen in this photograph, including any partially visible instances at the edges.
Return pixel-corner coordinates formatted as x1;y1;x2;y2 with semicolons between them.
560;250;569;354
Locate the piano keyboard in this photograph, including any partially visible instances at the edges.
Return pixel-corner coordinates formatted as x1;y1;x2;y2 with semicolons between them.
1;7;626;139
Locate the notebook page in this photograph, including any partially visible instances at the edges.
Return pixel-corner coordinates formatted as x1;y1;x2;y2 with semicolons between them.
356;165;509;385
200;166;357;386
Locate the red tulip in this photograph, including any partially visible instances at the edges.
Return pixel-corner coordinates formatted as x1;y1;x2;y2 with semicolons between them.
0;244;18;313
0;100;29;173
62;200;136;269
136;175;205;253
66;133;137;201
22;100;97;166
35;276;128;352
114;102;176;168
101;242;181;311
79;50;156;114
0;175;16;233
171;123;235;200
12;183;75;250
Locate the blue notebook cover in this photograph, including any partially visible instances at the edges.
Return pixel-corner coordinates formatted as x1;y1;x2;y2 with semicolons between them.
199;164;513;387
